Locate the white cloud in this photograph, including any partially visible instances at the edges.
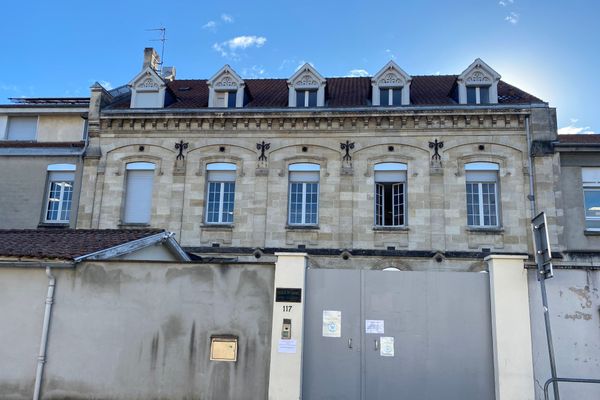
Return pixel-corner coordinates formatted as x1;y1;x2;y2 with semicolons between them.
499;0;514;5
347;69;369;77
98;80;113;90
202;20;217;30
558;125;598;135
221;14;234;23
213;35;267;58
242;65;267;78
505;11;519;24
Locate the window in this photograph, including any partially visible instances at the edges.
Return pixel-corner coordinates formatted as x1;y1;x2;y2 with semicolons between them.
582;168;600;230
123;162;155;224
215;91;237;108
466;86;491;104
206;163;236;224
379;88;403;106
44;164;75;223
465;162;499;227
6;116;37;140
288;163;320;225
296;90;318;107
374;163;407;226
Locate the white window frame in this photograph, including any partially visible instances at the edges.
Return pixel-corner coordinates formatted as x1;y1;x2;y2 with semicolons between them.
582;168;600;231
374;163;407;227
379;87;403;106
44;164;76;223
288;163;320;226
123;162;156;224
465;162;500;227
205;163;237;224
215;90;237;108
296;89;318;108
466;85;491;105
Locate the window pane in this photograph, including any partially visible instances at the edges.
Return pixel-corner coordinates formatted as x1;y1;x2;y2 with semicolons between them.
380;89;389;106
466;87;477;104
289;183;303;224
296;91;306;107
375;184;384;226
305;183;319;224
584;189;600;229
393;183;404;226
308;90;317;107
481;183;497;226
227;92;237;108
392;88;402;105
466;183;480;226
222;182;235;223
479;87;490;104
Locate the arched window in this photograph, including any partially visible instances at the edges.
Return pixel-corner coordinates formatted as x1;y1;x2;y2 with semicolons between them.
288;163;320;225
206;163;237;224
374;163;407;226
465;162;500;227
123;162;155;224
44;163;76;223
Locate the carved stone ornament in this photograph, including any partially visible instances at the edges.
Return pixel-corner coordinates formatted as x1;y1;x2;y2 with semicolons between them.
138;76;159;90
379;72;404;87
294;74;319;88
215;76;238;89
466;70;491;84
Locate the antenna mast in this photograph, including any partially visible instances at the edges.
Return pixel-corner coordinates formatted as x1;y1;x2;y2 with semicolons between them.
146;27;167;73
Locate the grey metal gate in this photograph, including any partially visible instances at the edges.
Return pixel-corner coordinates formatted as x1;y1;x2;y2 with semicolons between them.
302;269;495;400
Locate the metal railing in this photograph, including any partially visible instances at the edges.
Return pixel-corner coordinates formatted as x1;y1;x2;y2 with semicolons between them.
544;377;600;400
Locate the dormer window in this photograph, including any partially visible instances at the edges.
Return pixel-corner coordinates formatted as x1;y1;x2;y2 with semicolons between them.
208;66;245;108
458;58;501;105
372;61;412;106
287;64;326;108
128;67;167;109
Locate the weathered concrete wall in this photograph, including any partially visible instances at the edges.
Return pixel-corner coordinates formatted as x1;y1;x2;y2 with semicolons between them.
37;116;84;142
528;269;600;399
0;261;275;400
0;156;83;228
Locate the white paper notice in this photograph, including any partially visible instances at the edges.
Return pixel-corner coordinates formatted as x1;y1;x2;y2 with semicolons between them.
365;320;384;334
278;339;297;353
380;336;394;357
322;310;342;337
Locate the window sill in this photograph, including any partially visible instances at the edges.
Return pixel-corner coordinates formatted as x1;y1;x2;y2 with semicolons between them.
201;224;234;230
118;223;151;228
584;229;600;236
38;222;70;229
372;226;409;232
466;226;504;234
286;225;320;230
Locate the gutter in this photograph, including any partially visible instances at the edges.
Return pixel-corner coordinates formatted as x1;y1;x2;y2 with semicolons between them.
32;267;56;400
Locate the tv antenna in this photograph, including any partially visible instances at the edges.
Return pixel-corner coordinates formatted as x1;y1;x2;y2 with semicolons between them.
146;27;167;73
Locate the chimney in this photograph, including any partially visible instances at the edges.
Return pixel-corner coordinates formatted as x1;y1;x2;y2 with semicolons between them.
162;66;176;81
143;48;160;71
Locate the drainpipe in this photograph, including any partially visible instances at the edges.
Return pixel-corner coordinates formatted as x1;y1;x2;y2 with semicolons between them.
33;267;56;400
526;115;560;400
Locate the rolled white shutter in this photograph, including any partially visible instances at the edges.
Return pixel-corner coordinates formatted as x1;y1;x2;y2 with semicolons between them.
374;170;406;183
7;117;37;140
124;170;154;223
466;171;497;182
208;170;236;182
289;171;319;182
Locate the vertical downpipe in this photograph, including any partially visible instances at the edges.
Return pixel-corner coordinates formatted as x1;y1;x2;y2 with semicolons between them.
33;267;56;400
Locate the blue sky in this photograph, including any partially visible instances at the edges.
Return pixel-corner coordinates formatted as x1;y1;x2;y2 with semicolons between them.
0;0;598;134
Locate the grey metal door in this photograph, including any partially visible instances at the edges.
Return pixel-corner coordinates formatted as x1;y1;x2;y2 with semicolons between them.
302;269;495;400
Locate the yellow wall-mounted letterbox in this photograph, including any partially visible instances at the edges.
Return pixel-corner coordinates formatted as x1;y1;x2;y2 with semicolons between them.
210;336;238;362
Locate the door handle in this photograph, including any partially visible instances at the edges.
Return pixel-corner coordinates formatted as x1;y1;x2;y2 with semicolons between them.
348;338;353;349
374;339;379;351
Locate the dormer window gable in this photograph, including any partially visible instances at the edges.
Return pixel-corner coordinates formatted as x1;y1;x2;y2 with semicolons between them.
129;66;167;109
457;58;501;105
208;65;245;108
287;64;326;108
372;61;412;106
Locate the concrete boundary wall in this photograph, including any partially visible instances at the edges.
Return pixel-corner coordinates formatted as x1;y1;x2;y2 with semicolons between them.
0;261;275;400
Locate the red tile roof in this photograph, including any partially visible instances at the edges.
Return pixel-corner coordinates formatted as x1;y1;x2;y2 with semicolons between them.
0;229;164;260
558;134;600;144
108;75;543;110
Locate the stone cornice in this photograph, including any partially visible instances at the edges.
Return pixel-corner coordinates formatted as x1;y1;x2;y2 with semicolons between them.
95;108;532;135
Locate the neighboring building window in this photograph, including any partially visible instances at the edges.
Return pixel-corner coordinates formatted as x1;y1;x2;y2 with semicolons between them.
379;88;403;106
288;163;320;225
466;86;490;104
123;162;155;224
44;164;75;223
465;162;500;227
296;90;318;107
374;163;407;226
6;116;37;140
215;90;237;108
582;168;600;230
206;163;236;224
